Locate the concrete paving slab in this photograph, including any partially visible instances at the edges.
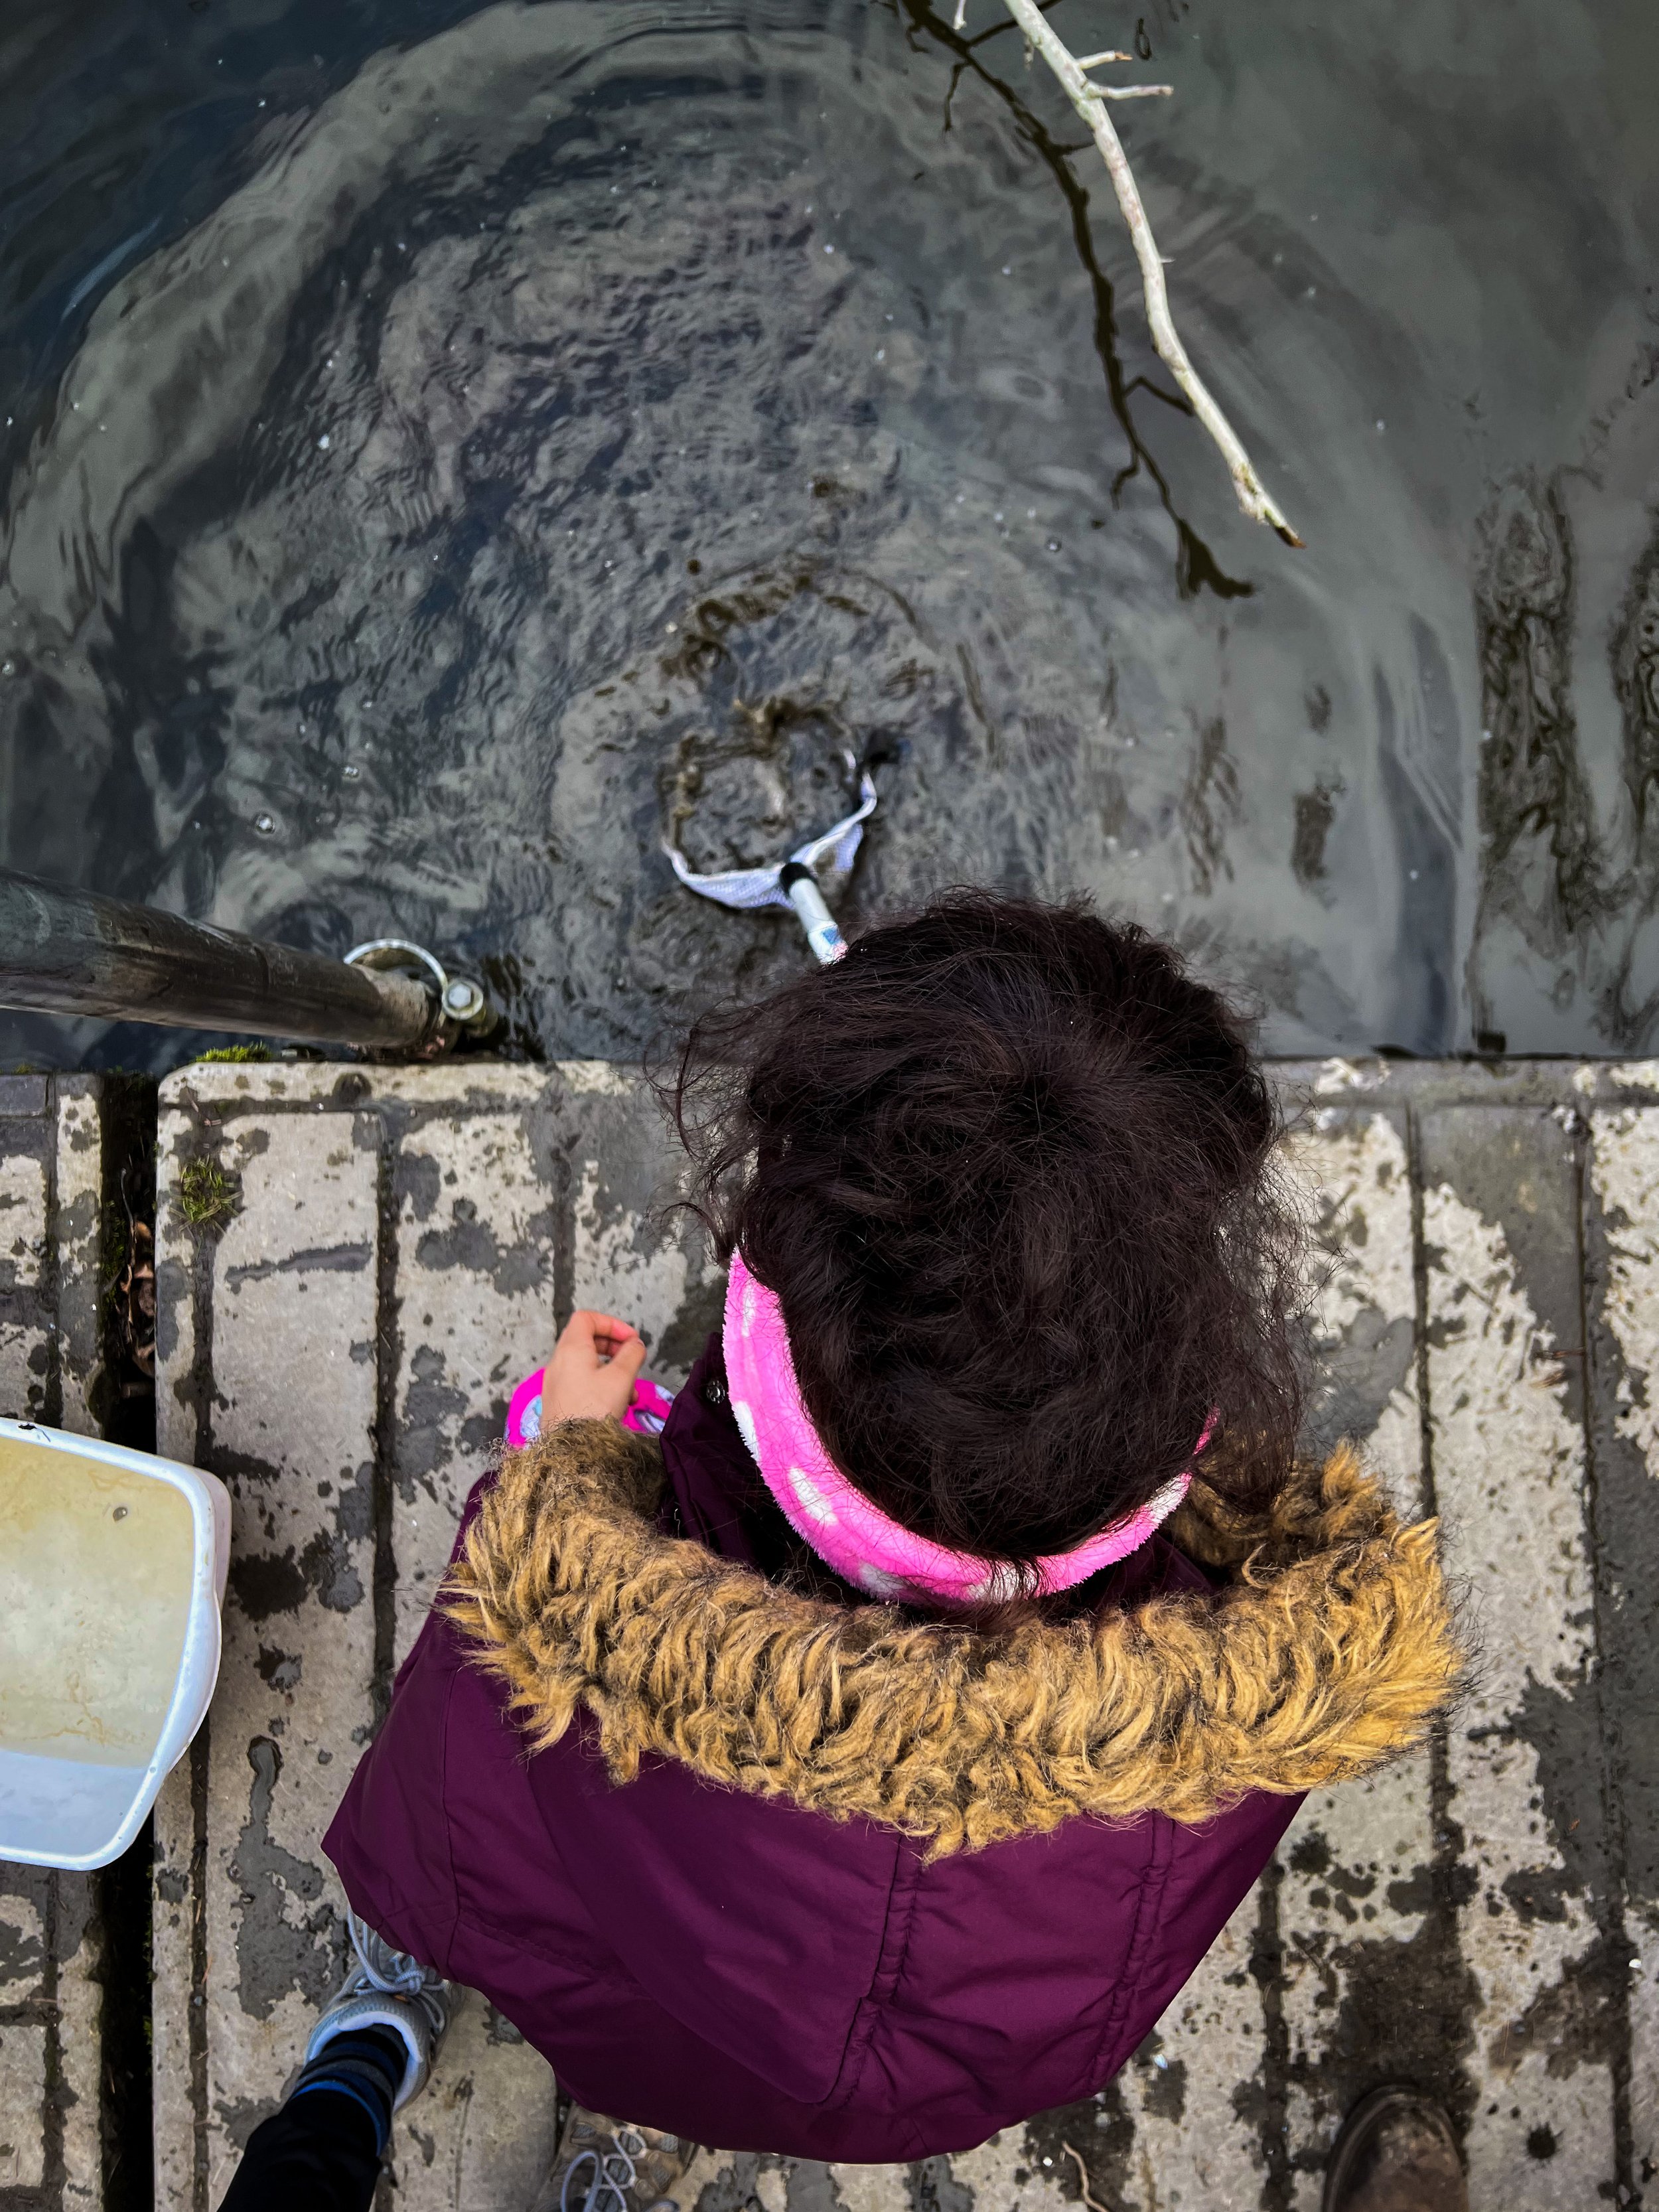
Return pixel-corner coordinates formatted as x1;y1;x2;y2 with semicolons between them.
0;1873;47;2012
53;1081;105;1441
1277;1110;1441;2205
385;1988;558;2212
149;1757;200;2212
1278;1760;1443;2207
1585;1104;1659;2187
167;1061;555;1112
146;1061;1653;2212
1108;1891;1267;2211
391;1102;558;1664
0;1105;49;1422
0;1320;40;1424
559;1074;724;1380
386;1095;563;2205
0;1073;113;1431
154;1099;382;2211
1422;1108;1618;2205
0;1078;111;2212
56;1876;102;2212
150;1062;728;2212
153;1100;206;2212
0;1143;48;1293
0;1864;104;2209
0;2020;48;2190
1289;1106;1423;1503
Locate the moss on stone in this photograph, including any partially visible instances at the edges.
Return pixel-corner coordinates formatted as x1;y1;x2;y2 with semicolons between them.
177;1158;242;1232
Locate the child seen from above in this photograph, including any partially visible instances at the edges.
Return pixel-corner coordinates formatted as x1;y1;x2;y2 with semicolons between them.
220;891;1461;2212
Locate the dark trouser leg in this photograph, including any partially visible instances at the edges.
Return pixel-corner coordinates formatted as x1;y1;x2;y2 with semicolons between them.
216;2087;382;2212
216;2025;407;2212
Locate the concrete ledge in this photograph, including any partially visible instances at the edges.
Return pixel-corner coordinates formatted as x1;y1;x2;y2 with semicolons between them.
4;1056;1648;2210
0;1075;117;2212
144;1059;1659;2209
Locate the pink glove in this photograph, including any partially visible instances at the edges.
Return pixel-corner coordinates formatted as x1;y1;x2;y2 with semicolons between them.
506;1366;676;1445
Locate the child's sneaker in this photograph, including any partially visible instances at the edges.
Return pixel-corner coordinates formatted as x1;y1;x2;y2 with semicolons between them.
304;1911;453;2111
530;2104;693;2212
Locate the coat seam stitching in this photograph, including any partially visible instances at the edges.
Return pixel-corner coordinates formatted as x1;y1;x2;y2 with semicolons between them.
437;1651;463;1963
822;1840;922;2115
1086;1816;1176;2081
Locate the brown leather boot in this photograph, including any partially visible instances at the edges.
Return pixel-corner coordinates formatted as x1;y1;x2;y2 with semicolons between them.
1323;2088;1467;2212
528;2104;694;2212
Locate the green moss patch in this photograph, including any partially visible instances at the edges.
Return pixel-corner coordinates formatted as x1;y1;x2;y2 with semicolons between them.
177;1158;242;1233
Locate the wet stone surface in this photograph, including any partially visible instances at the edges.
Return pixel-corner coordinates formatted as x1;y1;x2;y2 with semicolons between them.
8;1059;1659;2205
149;1059;727;2212
0;1076;113;2212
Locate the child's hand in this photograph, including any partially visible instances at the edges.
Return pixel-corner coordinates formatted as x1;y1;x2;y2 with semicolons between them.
543;1309;648;1427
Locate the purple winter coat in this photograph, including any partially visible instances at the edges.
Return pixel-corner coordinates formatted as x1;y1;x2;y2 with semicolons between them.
325;1340;1425;2161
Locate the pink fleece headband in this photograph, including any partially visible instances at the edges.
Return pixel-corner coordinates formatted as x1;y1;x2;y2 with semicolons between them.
723;1250;1198;1608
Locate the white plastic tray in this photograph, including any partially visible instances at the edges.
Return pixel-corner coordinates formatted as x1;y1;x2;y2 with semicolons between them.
0;1419;230;1870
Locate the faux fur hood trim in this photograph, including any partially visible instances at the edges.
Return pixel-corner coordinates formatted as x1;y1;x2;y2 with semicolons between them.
443;1422;1463;1856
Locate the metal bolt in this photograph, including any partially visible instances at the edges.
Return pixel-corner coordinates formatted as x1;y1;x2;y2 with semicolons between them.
442;976;486;1024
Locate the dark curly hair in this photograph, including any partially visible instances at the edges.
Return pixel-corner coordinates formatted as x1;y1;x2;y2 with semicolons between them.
666;890;1307;1570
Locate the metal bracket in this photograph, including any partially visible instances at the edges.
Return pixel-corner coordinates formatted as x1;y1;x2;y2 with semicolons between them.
344;939;490;1053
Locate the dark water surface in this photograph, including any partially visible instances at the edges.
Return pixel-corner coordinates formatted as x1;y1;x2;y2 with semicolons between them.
4;0;1659;1067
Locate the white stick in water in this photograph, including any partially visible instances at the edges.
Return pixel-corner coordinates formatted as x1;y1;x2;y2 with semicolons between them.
987;0;1303;547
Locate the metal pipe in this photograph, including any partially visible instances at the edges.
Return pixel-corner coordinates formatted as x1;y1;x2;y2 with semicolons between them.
0;868;438;1049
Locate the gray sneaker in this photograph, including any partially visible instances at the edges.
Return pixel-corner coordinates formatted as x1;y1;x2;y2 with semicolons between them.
530;2103;693;2212
304;1911;453;2111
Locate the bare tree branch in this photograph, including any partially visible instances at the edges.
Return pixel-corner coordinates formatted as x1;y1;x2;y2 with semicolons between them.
993;0;1303;546
899;0;1252;595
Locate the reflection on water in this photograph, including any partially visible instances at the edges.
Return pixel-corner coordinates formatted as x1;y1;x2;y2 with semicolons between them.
1474;469;1659;1051
3;0;1659;1064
